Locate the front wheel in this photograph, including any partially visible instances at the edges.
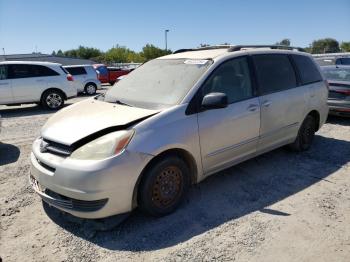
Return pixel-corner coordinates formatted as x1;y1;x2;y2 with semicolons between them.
288;115;316;151
138;156;190;217
41;90;64;110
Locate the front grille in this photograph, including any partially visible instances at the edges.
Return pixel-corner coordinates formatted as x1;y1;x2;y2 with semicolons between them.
42;139;73;156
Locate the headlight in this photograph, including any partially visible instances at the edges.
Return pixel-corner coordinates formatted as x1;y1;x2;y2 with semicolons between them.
70;130;134;160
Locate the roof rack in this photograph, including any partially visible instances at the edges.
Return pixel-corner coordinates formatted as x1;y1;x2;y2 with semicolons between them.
173;45;231;54
173;45;305;54
228;45;305;52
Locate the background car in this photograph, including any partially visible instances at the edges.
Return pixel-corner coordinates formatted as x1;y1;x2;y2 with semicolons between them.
63;65;101;95
93;64;132;85
314;56;350;66
321;65;350;116
0;61;76;109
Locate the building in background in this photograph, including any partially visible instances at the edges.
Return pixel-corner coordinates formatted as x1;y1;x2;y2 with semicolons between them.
0;53;95;65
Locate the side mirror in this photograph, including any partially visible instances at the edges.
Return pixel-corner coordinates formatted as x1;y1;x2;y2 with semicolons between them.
201;92;228;110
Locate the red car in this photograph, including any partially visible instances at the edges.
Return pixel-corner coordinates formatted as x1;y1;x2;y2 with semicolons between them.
93;64;132;85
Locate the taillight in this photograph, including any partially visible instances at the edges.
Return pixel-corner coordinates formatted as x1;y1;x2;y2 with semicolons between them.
325;80;330;91
67;74;74;81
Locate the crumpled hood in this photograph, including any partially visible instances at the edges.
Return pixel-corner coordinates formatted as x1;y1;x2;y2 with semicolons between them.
41;99;159;145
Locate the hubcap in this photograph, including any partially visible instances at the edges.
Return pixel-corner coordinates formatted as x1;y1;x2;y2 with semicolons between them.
152;166;182;209
86;85;96;94
46;93;62;108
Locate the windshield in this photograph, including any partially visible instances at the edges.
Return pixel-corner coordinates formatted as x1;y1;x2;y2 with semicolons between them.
322;67;350;82
104;58;212;109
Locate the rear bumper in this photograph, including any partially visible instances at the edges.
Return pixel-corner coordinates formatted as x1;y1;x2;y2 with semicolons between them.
328;100;350;116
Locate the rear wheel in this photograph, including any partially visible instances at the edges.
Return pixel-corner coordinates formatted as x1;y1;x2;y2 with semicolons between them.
288;115;316;151
138;156;190;217
84;83;97;95
41;90;64;110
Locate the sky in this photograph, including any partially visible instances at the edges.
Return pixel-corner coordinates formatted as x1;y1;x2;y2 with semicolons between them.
0;0;349;55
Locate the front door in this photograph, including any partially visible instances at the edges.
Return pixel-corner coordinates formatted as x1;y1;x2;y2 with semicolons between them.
197;56;260;175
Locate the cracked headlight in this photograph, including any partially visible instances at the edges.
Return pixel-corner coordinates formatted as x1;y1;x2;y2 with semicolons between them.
70;130;134;160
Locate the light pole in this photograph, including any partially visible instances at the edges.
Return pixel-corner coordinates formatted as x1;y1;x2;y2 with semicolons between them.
165;29;169;51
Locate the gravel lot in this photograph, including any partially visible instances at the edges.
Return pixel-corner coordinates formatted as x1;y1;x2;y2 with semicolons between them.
1;91;350;262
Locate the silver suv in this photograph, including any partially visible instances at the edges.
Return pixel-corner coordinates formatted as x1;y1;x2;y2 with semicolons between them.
63;65;101;95
30;45;328;219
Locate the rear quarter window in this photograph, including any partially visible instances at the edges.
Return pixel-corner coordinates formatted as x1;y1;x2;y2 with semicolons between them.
253;54;297;95
292;55;323;85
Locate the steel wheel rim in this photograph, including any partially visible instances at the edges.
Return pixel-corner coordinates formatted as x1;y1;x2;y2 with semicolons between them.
46;93;62;108
86;85;96;94
152;166;182;209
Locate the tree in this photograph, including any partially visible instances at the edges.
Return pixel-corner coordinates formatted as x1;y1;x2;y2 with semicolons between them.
310;38;340;54
140;44;172;61
63;46;102;59
276;39;291;46
340;42;350;52
56;49;63;56
51;51;56;56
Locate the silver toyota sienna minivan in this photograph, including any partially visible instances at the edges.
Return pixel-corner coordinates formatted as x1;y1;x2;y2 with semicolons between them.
30;45;329;219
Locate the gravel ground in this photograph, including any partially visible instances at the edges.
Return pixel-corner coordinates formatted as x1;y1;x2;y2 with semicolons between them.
1;93;350;262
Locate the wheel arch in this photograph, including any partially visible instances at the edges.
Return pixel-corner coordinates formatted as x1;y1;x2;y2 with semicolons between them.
306;110;320;131
131;148;198;208
40;88;67;101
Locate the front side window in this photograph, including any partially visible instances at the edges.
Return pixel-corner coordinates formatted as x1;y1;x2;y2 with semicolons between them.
253;54;297;95
322;67;350;82
339;58;350;65
0;65;8;80
201;57;253;103
292;55;322;85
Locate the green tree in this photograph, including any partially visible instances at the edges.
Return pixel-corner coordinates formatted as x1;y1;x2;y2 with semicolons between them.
140;44;172;61
310;38;340;54
51;51;56;56
56;49;64;56
340;42;350;52
104;45;136;63
63;46;102;59
276;39;291;46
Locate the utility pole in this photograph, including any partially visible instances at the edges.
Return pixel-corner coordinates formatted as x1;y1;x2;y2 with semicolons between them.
165;29;169;51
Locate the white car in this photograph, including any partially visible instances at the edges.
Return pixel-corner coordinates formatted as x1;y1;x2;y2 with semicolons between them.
63;65;101;95
0;61;77;109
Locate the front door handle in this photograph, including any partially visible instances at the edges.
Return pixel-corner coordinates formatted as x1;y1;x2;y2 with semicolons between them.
247;104;259;111
262;101;271;107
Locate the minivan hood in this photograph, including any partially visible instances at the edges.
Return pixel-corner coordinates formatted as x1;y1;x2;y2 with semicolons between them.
41;99;159;145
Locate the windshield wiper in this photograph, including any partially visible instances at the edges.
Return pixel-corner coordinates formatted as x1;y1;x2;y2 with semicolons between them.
115;100;133;107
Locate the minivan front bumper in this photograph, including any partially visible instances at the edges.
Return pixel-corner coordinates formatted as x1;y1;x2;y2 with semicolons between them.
30;138;153;219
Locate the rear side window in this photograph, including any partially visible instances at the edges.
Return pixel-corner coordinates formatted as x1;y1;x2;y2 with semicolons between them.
253;54;297;95
96;66;108;76
65;66;87;75
35;65;59;77
292;55;322;85
0;65;8;80
8;64;59;79
338;58;350;65
8;64;34;79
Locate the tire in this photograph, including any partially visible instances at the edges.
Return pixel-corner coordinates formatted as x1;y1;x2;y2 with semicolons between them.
84;83;97;95
288;115;316;152
41;90;65;110
138;156;190;217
